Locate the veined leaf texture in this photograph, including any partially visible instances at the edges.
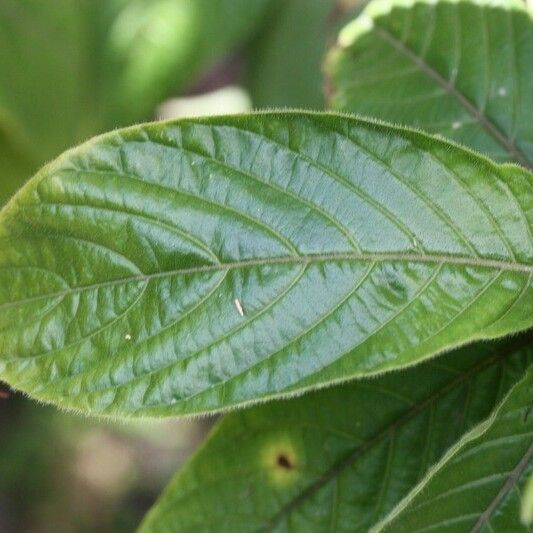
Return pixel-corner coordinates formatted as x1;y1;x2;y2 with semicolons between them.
327;0;533;169
0;112;531;417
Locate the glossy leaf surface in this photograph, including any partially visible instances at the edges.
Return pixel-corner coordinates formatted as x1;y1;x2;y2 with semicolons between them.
326;0;533;169
378;367;533;532
139;334;533;531
1;112;532;417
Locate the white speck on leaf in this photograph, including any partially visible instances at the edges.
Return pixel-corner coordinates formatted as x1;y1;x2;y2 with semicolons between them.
125;334;132;341
452;121;462;130
234;298;244;317
498;87;507;97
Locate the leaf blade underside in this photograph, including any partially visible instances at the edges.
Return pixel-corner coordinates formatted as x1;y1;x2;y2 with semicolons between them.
0;112;532;417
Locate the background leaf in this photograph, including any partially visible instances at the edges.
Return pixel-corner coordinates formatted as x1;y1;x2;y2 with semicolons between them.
377;367;532;532
0;119;37;207
107;0;272;125
0;112;532;417
0;0;271;206
245;0;338;110
326;0;533;169
139;334;533;532
0;0;100;204
245;0;372;110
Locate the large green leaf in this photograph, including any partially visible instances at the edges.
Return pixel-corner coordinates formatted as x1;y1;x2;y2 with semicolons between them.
139;334;533;532
0;112;532;417
326;0;533;169
0;0;270;206
377;367;532;532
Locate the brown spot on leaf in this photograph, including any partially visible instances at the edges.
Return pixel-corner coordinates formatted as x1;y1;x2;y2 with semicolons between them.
277;453;293;470
261;436;301;486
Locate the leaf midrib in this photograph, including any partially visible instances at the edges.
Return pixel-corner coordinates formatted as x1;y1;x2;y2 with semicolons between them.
1;250;531;311
371;19;533;171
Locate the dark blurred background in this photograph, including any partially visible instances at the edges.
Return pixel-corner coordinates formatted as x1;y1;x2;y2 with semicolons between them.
0;1;364;531
0;385;213;532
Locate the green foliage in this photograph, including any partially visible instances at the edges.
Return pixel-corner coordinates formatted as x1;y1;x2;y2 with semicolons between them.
0;0;531;531
326;0;533;168
377;368;532;532
245;0;372;110
246;0;337;109
107;0;271;123
0;121;36;207
0;113;531;418
0;0;98;205
139;334;532;531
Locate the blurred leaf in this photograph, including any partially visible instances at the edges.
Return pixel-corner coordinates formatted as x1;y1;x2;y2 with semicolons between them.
0;121;37;207
0;0;99;204
326;0;533;169
0;112;532;417
246;0;337;109
0;0;271;206
107;0;272;124
245;0;369;109
139;334;532;531
377;367;532;532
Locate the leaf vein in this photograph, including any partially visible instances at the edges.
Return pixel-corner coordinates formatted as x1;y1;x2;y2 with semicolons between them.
1;251;531;312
